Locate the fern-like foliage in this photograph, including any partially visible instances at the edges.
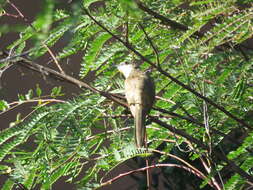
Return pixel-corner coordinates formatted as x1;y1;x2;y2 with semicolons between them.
0;0;253;189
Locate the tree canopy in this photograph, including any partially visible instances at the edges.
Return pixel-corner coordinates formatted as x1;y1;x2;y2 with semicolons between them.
0;0;253;189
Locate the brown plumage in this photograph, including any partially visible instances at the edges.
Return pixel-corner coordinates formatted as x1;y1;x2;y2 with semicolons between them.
118;63;155;148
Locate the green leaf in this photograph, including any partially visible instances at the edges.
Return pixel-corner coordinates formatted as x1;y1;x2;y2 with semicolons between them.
0;164;10;174
164;84;181;99
51;86;62;97
0;62;8;69
83;0;101;8
0;0;7;7
216;68;233;84
190;0;214;6
18;94;25;102
25;89;33;100
42;166;67;189
54;9;70;21
232;78;246;100
16;41;26;55
36;84;42;97
118;0;142;18
33;0;54;32
1;179;14;190
0;100;9;111
0;111;50;161
80;32;111;77
23;167;37;189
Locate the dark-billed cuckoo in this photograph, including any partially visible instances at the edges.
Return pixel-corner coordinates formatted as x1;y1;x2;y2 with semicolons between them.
117;62;155;148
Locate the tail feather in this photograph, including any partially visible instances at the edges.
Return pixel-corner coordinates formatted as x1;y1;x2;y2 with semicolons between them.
134;104;146;148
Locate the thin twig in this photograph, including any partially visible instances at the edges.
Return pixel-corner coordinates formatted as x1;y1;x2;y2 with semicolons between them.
0;98;66;116
152;149;206;177
144;133;151;190
139;23;160;67
125;18;129;45
150;116;208;149
187;142;222;190
134;0;196;34
84;127;131;141
43;44;65;74
151;149;221;189
155;96;176;104
0;49;34;63
202;78;212;155
100;163;206;188
145;156;151;190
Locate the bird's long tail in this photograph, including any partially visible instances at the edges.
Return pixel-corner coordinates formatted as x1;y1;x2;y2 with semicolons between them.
134;104;146;148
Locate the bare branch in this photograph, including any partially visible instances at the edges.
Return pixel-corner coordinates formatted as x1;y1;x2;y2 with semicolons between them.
139;23;160;67
14;56;128;108
100;163;207;188
151;149;221;189
135;0;204;37
0;98;66;116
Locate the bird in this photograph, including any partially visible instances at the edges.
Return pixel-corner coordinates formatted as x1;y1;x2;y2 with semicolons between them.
117;62;155;148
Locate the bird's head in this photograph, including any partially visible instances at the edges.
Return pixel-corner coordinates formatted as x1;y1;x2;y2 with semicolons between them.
117;62;137;78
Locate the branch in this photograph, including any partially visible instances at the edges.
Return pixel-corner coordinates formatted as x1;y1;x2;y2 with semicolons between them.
139;23;160;66
0;49;33;63
14;56;128;108
85;127;131;141
0;98;66;116
150;116;208;150
135;0;204;37
100;163;206;188
152;149;206;177
151;149;221;190
83;8;252;130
